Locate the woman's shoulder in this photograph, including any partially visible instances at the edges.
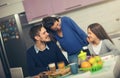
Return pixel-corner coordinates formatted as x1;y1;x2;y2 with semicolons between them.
61;16;69;19
61;16;72;21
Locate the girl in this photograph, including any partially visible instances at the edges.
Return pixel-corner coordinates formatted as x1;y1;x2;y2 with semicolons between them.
87;23;120;56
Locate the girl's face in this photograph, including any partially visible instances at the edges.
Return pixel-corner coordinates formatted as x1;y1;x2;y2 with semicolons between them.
87;28;98;43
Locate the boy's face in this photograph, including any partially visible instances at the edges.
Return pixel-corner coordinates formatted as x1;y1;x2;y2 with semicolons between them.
37;27;51;42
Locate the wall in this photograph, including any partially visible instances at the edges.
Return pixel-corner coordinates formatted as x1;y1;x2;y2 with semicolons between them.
0;0;120;34
0;1;24;18
59;0;120;34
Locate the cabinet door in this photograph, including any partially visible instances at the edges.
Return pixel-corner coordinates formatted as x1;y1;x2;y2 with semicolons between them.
79;0;105;7
51;0;65;14
23;0;53;21
23;0;105;22
62;0;82;11
62;0;105;11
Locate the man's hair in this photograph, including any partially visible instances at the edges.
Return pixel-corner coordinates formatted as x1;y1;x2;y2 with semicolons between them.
87;23;114;44
29;23;43;42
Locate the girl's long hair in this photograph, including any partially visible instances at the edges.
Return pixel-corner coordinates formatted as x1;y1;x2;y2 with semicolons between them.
87;23;114;44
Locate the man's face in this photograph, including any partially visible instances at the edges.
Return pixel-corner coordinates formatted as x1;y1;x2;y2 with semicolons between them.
50;21;61;31
38;27;51;42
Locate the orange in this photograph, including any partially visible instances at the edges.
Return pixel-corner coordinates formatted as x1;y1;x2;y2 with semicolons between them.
81;61;91;68
88;57;96;64
98;61;103;65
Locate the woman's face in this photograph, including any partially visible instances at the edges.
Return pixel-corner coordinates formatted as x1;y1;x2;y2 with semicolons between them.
87;28;98;43
50;20;61;31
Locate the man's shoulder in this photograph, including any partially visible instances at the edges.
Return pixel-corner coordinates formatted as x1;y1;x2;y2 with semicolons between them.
27;46;35;54
46;41;56;46
46;41;59;50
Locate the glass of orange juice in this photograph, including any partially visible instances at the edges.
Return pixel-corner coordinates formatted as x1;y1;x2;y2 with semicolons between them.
57;61;65;70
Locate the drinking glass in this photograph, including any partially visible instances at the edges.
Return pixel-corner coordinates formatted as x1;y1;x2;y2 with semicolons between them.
69;63;78;74
57;61;65;70
48;63;56;73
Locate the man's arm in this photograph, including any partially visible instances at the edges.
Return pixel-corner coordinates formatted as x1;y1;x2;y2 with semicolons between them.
26;51;48;76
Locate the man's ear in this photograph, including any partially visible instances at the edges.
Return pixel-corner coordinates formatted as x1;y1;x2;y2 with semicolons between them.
34;36;40;41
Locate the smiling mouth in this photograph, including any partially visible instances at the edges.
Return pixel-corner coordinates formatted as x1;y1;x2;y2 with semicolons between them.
47;36;50;39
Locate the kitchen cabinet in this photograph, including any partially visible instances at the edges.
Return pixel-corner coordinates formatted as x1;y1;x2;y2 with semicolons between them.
23;0;106;22
23;0;53;22
51;0;65;14
62;0;105;11
23;0;65;22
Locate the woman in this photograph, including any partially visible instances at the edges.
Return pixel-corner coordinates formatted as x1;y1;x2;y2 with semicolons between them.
42;16;89;65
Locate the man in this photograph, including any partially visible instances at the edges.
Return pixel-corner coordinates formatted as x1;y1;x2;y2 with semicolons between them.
42;16;89;65
26;23;68;76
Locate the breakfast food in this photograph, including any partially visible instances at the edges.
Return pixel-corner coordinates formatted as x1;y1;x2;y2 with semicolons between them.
80;55;103;72
81;61;91;68
88;56;96;64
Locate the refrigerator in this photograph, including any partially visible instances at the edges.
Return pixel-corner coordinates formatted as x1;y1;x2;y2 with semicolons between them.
0;40;11;78
0;14;29;77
